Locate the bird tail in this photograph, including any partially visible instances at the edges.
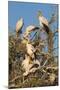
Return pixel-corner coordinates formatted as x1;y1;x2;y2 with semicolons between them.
43;23;50;34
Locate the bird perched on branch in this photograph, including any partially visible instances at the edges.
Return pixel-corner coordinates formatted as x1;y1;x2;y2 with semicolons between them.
22;25;39;44
24;25;39;37
26;41;36;59
22;54;40;76
16;18;24;38
37;11;50;34
22;36;36;59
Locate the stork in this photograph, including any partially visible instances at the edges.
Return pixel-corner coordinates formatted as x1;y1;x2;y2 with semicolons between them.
22;25;39;44
16;18;24;38
37;11;50;34
24;25;39;37
22;35;36;60
26;41;36;59
22;54;40;76
21;24;41;76
22;25;39;59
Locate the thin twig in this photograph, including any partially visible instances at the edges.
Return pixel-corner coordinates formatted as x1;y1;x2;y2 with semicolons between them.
9;75;23;83
9;66;58;83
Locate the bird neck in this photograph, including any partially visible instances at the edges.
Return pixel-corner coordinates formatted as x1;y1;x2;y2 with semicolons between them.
39;20;43;29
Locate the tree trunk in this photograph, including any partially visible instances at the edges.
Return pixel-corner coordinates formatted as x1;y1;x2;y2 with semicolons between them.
48;31;53;53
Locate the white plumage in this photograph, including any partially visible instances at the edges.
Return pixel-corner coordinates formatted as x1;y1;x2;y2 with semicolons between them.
38;16;49;27
22;55;33;76
26;43;36;59
24;25;39;37
38;11;49;34
22;55;40;76
16;18;24;33
22;25;39;44
26;25;35;31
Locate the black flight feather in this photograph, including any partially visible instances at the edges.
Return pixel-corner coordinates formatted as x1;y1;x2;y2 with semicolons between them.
42;23;50;34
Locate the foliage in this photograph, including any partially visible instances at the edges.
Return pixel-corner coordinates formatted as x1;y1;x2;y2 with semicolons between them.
9;12;58;88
